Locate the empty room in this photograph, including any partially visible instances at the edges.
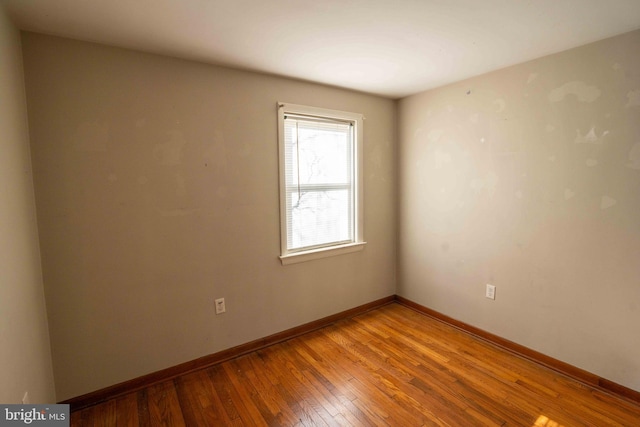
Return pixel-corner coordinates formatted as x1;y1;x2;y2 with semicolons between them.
1;0;639;425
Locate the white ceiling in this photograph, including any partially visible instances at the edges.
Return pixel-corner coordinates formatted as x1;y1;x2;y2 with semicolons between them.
3;0;640;98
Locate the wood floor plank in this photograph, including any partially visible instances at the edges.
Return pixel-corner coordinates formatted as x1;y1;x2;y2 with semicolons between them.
334;322;469;425
324;325;452;426
294;334;394;425
292;340;378;426
182;369;234;425
242;352;302;425
114;393;138;426
70;406;93;427
221;360;271;426
91;399;116;427
259;345;335;426
70;303;640;426
146;381;185;426
206;365;252;426
174;375;210;426
279;342;344;419
135;389;149;427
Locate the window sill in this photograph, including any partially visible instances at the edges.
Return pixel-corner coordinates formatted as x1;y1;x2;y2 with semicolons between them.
279;242;367;265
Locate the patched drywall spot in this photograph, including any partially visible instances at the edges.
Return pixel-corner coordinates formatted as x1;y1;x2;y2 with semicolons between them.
527;73;538;85
548;81;601;103
434;149;452;169
74;121;109;152
427;129;444;143
564;188;575;200
628;143;640;170
576;127;597;144
470;172;498;196
574;127;607;145
494;98;506;113
480;137;486;143
626;90;640;108
586;159;598;167
154;130;186;165
601;196;617;210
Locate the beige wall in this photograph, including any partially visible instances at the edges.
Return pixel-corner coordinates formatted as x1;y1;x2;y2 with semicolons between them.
398;30;640;392
0;10;56;403
21;33;396;400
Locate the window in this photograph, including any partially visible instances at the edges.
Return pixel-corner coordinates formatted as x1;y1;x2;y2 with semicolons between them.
277;103;365;265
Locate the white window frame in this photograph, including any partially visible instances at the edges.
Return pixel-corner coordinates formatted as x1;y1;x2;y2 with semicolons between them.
277;102;365;265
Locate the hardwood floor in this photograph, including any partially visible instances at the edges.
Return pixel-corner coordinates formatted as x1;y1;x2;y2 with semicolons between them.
71;303;640;426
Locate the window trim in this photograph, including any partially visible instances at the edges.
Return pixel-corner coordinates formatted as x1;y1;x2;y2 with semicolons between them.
277;102;365;265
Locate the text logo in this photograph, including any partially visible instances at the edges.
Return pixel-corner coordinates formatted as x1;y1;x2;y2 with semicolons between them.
0;405;69;426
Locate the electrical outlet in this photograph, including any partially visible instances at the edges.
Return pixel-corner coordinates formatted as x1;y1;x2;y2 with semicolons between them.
486;284;496;300
22;391;29;404
215;298;226;314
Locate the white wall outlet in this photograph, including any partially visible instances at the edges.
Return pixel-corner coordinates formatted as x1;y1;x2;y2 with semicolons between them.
486;284;496;300
22;391;29;404
215;298;226;314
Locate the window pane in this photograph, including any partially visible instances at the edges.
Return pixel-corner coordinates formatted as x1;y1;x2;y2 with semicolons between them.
297;123;351;185
284;115;354;251
288;189;351;250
